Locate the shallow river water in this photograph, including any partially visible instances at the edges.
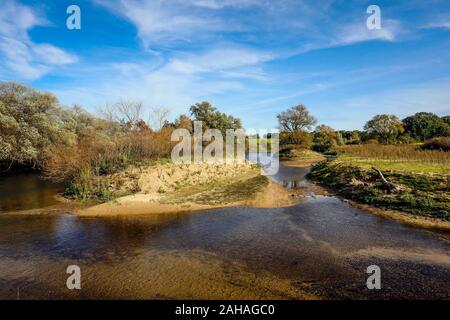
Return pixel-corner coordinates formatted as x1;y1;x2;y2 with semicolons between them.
0;165;448;299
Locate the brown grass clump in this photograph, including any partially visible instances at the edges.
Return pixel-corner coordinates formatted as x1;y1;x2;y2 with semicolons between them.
421;137;450;152
336;144;449;166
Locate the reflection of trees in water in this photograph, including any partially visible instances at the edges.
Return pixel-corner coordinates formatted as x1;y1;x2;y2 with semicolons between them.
0;173;64;212
73;213;193;261
281;180;306;189
0;213;193;263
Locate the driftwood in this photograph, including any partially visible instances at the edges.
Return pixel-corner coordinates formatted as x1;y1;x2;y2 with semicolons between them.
372;167;399;193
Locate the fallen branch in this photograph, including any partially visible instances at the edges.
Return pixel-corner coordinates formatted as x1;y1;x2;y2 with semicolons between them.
372;167;399;193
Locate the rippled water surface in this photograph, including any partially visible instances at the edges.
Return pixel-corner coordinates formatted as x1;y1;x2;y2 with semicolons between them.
0;164;449;299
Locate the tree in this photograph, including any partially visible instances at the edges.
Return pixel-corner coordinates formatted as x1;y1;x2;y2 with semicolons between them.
364;114;404;144
0;82;76;169
98;99;144;131
402;112;450;141
174;114;193;132
149;107;170;131
277;104;317;133
337;130;362;145
312;125;337;152
442;116;450;126
190;101;242;135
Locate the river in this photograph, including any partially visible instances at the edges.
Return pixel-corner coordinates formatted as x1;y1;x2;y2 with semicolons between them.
0;164;448;299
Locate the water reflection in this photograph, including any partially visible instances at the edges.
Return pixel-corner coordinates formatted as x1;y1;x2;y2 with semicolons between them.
0;164;449;299
0;172;64;213
281;180;307;189
0;197;449;299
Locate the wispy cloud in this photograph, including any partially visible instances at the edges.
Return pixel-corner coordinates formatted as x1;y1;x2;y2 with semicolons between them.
166;46;273;74
0;0;77;80
333;19;401;45
94;0;253;49
52;45;271;115
422;14;450;30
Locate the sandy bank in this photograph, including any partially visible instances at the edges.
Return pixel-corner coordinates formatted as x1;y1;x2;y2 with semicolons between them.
77;162;296;217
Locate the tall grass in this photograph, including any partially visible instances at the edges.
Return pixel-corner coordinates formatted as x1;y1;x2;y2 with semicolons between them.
42;126;174;199
335;144;449;174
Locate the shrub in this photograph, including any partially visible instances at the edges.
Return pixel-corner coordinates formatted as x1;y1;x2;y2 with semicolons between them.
421;137;450;152
280;131;312;148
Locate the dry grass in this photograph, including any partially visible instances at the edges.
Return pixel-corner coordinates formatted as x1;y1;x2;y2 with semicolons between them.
335;144;450;174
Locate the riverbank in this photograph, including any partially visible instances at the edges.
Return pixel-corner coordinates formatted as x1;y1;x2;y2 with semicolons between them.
308;160;450;231
77;162;297;216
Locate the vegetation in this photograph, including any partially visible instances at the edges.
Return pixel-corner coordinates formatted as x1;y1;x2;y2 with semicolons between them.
309;161;449;220
312;125;337;153
0;82;76;170
277;104;316;146
363;114;405;144
274;103;449;220
276;103;449;154
403;112;450;141
333;144;449;174
189;101;242;135
1;82;448;221
421;137;450;152
0;82;243;201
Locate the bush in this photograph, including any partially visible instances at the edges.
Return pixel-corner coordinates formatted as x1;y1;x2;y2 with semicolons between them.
421;137;450;152
364;139;379;145
280;131;312;148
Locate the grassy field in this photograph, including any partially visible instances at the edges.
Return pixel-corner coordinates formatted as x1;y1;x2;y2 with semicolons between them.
309;144;449;221
335;144;449;174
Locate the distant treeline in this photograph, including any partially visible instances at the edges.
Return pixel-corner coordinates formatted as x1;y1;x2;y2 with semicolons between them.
275;104;450;153
1;81;448;181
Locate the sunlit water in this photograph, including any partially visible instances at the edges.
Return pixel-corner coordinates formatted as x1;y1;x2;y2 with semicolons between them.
0;164;449;299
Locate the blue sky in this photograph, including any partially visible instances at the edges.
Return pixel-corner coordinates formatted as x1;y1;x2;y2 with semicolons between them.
1;0;450;130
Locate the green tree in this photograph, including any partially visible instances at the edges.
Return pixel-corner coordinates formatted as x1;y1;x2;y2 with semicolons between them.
190;101;242;135
312;125;337;152
337;130;362;145
0;82;75;169
402;112;450;141
442;116;450;126
277;104;317;133
364;114;404;144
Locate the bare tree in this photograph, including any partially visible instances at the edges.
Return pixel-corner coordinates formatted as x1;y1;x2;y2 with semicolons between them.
149;107;170;131
97;99;143;125
97;103;115;122
116;99;143;124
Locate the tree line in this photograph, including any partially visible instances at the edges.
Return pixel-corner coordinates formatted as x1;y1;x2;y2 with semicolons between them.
1;81;448;180
0;82;242;198
276;104;450;153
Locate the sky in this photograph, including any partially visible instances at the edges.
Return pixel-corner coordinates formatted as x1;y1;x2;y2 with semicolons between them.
1;0;450;130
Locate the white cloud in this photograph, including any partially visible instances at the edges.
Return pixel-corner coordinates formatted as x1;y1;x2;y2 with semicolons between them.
0;0;77;80
191;0;261;9
167;46;273;74
53;45;271;115
94;0;234;48
334;19;401;45
423;17;450;30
